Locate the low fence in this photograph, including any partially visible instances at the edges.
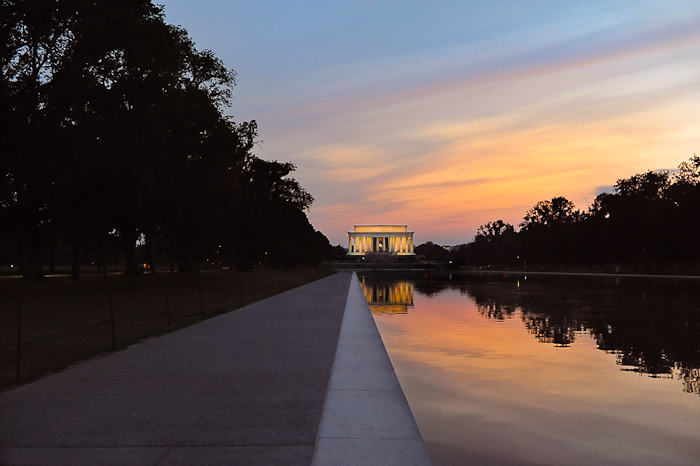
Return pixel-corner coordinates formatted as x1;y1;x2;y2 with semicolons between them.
0;269;330;392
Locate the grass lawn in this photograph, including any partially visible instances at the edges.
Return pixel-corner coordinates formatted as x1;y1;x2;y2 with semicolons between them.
0;268;332;392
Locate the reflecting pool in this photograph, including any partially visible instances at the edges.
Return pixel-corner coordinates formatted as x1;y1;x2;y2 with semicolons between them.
359;273;700;466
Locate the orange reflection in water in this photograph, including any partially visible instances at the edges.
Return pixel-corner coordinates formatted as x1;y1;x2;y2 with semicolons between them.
360;279;414;315
372;288;700;466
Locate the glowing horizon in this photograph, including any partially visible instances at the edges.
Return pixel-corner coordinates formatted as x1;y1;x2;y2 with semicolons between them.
161;1;700;246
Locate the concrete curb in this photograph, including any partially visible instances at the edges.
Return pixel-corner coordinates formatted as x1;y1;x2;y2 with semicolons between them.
312;273;432;466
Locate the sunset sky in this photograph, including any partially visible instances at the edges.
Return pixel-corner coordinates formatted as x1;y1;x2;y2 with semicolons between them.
161;1;700;246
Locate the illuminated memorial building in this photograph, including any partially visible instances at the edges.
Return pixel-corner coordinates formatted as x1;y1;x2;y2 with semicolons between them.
347;225;415;256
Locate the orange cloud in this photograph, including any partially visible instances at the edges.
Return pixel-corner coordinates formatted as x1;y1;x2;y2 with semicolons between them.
255;25;700;245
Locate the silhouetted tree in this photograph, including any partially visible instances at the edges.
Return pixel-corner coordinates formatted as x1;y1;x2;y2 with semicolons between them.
415;241;450;261
457;218;520;267
521;197;580;228
0;0;81;279
457;157;700;272
667;155;700;264
1;0;331;278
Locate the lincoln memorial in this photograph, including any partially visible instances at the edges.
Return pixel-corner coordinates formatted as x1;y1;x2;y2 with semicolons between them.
347;225;415;255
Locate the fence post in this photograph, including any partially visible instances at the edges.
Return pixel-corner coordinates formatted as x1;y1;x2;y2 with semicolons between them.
16;302;21;385
109;290;116;350
165;291;172;332
199;281;205;321
222;282;227;312
239;278;244;306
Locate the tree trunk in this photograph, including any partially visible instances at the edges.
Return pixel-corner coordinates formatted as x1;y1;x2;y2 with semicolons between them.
122;235;140;275
97;238;107;278
145;235;156;274
71;246;80;280
49;242;56;275
21;246;44;281
177;250;191;273
175;239;198;272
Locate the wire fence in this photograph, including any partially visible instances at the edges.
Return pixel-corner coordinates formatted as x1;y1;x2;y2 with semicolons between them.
0;268;331;392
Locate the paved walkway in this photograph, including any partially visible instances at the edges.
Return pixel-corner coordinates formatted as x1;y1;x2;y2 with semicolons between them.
0;272;432;465
0;273;350;465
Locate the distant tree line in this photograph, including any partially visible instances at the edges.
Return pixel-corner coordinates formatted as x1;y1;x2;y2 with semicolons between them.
0;0;336;280
452;156;700;271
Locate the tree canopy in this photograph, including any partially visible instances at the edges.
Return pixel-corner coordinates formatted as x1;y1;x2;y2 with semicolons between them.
454;155;700;272
0;0;335;279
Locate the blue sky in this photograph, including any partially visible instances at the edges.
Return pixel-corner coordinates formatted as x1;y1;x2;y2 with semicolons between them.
161;1;700;245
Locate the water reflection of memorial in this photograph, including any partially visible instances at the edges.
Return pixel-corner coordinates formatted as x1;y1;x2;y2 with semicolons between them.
360;279;414;314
